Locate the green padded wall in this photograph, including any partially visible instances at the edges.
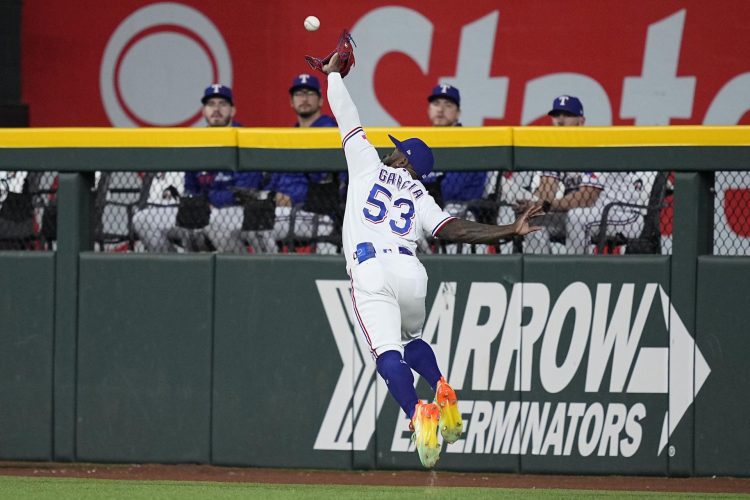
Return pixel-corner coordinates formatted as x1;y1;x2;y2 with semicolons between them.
0;252;55;460
76;254;214;462
694;257;750;476
211;255;351;468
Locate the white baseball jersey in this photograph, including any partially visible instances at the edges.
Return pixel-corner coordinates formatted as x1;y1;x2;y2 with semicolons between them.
541;170;650;209
531;170;654;253
327;73;455;271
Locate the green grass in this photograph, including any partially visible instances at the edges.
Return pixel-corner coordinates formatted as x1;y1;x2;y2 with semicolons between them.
0;476;748;500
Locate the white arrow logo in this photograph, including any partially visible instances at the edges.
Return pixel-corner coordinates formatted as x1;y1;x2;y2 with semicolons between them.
658;286;710;454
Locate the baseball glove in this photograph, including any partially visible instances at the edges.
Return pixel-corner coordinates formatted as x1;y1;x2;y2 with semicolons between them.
305;29;356;77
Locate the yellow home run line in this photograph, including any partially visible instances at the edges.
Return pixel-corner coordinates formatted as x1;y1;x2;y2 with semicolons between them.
238;127;513;149
0;127;511;149
0;126;748;148
0;128;238;148
515;126;750;147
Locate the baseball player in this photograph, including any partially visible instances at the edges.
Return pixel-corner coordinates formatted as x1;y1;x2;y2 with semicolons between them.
516;95;648;254
133;84;263;252
321;54;542;468
425;84;486;207
424;84;492;254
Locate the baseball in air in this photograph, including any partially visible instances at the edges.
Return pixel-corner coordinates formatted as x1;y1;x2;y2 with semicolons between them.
304;16;320;32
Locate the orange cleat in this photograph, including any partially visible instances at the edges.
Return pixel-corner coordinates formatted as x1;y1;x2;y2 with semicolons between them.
411;401;441;468
435;377;463;444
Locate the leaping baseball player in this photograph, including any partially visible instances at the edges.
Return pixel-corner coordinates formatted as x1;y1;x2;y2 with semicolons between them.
312;35;542;469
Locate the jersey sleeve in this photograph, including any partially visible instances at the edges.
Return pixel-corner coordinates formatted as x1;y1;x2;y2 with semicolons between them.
416;190;456;239
326;73;381;182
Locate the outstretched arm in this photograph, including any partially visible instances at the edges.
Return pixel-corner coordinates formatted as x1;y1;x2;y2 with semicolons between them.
324;54;361;136
438;205;544;244
323;53;380;177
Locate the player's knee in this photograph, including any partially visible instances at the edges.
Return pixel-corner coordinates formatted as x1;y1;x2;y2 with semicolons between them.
404;338;430;355
376;349;412;381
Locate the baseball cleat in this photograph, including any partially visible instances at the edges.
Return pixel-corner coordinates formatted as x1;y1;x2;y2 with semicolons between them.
411;401;441;469
435;377;463;444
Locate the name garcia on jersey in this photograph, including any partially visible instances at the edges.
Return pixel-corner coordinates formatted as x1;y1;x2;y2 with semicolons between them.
378;168;425;200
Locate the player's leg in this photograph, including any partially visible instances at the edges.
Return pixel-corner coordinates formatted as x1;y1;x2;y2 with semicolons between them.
270;206;291;251
374;350;440;468
403;338;463;444
397;258;442;388
397;258;463;445
566;206;599;254
350;255;440;468
242;229;276;253
133;206;177;252
206;206;245;252
403;339;441;390
349;256;418;416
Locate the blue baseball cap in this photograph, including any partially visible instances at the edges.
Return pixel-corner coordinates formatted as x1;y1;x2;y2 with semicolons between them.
548;95;584;116
289;73;321;95
428;84;460;107
202;84;233;105
388;134;434;179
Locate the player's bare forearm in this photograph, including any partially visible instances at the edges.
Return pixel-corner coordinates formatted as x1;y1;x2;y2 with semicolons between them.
437;219;517;244
438;204;544;243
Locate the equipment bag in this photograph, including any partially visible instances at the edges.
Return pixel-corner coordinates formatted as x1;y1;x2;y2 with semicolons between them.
241;198;276;231
175;195;210;229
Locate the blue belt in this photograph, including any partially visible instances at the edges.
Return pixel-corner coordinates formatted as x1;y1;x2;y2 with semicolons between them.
354;242;413;264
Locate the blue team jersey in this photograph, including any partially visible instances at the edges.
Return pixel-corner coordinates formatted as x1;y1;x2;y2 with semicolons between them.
184;171;264;208
265;114;339;204
422;171;486;202
421;123;485;202
441;172;486;202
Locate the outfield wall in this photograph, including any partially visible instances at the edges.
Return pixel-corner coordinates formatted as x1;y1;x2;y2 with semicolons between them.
1;127;749;475
2;254;749;475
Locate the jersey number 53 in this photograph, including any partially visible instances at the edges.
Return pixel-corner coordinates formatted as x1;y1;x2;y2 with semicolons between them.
362;183;415;235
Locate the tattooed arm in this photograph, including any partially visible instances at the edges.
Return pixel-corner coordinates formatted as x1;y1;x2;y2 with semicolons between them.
437;204;543;244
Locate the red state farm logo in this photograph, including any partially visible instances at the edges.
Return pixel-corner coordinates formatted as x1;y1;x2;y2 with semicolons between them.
100;2;232;127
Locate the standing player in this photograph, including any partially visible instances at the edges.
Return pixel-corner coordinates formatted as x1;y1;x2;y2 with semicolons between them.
320;54;542;468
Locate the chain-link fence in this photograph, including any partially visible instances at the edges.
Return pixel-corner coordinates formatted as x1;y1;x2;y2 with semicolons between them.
714;171;750;255
2;169;749;256
0;170;57;250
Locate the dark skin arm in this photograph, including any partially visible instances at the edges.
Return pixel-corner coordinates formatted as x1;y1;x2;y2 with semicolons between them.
438;205;544;244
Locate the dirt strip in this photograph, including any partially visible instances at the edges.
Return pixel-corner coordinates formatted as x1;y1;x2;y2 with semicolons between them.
1;462;749;494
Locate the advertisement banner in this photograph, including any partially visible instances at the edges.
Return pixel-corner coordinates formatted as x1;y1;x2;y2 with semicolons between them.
22;1;750;253
305;257;711;472
22;1;750;128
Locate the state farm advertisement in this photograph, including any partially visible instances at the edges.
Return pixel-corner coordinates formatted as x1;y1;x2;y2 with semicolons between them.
19;0;750;254
22;1;750;127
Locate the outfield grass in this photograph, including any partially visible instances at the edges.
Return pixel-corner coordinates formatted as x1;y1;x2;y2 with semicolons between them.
1;476;749;500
